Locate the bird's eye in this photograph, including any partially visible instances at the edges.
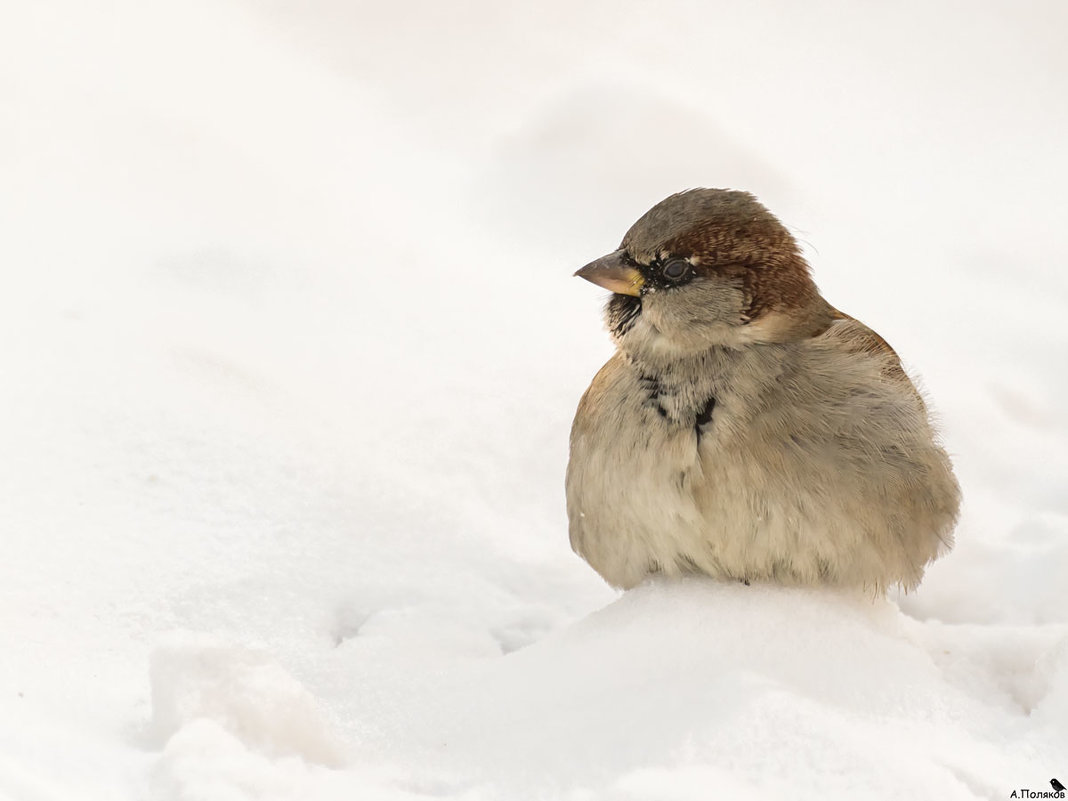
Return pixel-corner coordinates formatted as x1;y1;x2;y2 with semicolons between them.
661;259;691;282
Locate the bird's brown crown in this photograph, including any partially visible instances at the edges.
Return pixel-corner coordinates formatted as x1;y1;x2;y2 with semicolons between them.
622;189;797;267
621;188;821;323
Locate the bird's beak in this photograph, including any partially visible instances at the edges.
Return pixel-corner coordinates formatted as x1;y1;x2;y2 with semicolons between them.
574;250;644;297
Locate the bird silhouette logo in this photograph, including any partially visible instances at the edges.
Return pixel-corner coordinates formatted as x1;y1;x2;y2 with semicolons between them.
1051;778;1066;792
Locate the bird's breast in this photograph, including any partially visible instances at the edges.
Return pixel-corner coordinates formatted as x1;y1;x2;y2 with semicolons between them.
566;339;958;591
566;356;726;588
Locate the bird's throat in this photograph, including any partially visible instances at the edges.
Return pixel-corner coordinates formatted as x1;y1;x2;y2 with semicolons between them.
606;294;643;340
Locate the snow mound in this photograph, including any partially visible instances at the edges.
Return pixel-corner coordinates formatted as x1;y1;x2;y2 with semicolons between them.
349;580;1067;800
150;720;455;801
141;583;1068;800
150;633;346;768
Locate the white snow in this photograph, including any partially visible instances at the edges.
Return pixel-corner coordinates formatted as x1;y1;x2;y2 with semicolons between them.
2;1;1067;799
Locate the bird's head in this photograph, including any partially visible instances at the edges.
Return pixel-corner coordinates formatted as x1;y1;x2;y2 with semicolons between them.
576;188;833;361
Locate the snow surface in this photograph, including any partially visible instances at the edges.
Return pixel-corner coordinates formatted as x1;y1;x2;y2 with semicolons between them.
3;1;1068;799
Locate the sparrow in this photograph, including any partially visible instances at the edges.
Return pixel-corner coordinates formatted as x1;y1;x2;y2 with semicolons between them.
1052;779;1066;792
566;188;960;591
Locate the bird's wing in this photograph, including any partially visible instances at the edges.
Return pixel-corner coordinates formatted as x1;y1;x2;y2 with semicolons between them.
826;310;904;375
822;310;927;411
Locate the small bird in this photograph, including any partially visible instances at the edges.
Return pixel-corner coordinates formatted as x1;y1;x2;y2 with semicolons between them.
566;188;960;591
1052;779;1066;792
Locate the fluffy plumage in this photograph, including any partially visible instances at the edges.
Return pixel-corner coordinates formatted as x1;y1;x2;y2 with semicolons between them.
566;189;960;591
